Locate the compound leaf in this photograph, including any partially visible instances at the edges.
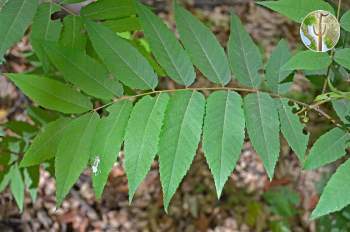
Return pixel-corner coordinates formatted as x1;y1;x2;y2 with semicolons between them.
244;92;280;179
125;94;169;202
202;91;245;198
91;100;132;199
55;112;99;206
85;20;158;90
228;13;262;88
6;74;92;114
136;3;195;86
158;91;205;211
304;128;350;170
175;4;231;85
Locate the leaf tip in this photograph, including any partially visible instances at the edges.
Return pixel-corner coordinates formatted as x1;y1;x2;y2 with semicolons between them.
266;169;275;181
216;188;223;200
309;211;320;220
128;187;136;205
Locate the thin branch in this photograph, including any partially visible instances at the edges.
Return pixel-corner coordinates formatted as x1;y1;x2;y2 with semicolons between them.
91;86;346;131
322;0;342;92
337;0;342;21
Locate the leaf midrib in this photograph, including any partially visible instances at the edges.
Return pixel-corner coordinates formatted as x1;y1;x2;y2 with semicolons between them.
179;12;223;85
51;47;113;97
0;1;26;53
18;77;89;111
255;93;272;171
129;96;161;189
313;132;349;166
233;20;256;88
26;119;69;161
141;8;189;86
279;101;305;156
164;91;196;202
218;92;230;189
44;3;57;41
101;102;128;158
58;114;95;202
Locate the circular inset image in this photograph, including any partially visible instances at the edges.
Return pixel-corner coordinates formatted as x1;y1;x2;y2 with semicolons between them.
300;10;340;52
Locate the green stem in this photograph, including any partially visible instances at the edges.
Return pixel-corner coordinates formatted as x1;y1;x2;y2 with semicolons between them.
322;0;342;93
92;86;345;130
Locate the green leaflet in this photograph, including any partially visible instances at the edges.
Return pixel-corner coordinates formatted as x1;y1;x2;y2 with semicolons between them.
85;20;158;90
10;164;25;212
244;92;280;179
202;91;245;197
5;121;37;137
228;13;262;88
0;153;11;192
282;50;332;71
27;106;59;126
60;16;87;51
265;40;293;93
44;43;123;99
277;99;309;163
125;94;169;202
0;170;11;193
23;165;39;202
20;118;71;168
103;17;140;33
158;91;205;211
311;158;350;219
30;3;62;72
334;49;350;70
257;0;334;23
304;128;350;170
332;99;350;123
174;4;231;85
0;0;38;62
341;11;350;32
136;3;196;86
6;74;92;114
55;112;99;206
81;0;135;20
91;100;132;199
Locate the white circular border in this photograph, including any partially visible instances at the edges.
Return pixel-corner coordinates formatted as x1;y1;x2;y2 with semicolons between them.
300;10;340;53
